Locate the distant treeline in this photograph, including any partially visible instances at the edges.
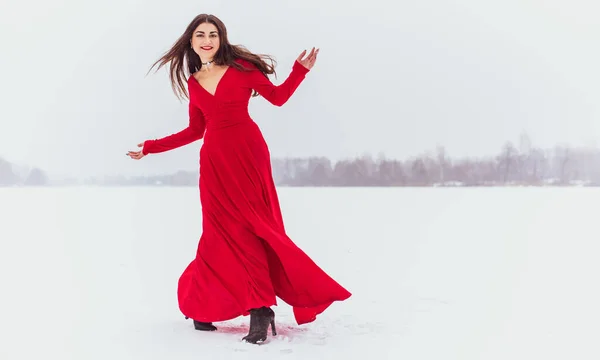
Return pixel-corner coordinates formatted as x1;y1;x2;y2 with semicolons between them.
0;157;48;186
271;142;600;187
275;143;600;187
3;135;600;187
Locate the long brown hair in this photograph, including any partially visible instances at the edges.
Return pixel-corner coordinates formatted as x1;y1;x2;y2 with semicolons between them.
148;14;277;100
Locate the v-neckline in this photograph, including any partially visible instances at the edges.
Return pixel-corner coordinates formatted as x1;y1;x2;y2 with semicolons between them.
191;66;231;97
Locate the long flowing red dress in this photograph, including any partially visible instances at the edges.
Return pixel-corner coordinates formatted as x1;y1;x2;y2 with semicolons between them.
142;58;351;325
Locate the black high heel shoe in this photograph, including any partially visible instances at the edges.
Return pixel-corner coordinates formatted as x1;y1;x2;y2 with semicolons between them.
185;316;217;331
242;307;277;344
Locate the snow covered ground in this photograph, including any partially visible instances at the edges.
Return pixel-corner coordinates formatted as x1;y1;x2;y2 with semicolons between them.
1;186;599;359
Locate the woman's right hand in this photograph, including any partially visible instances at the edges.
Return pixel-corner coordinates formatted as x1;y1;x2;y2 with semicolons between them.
127;142;146;160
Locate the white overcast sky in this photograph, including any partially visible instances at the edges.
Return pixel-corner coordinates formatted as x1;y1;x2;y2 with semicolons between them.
1;0;599;178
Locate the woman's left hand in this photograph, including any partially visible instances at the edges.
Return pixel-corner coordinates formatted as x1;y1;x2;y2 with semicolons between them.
297;47;319;70
127;143;146;160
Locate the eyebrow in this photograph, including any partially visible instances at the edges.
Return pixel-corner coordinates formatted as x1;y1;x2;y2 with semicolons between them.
195;31;218;34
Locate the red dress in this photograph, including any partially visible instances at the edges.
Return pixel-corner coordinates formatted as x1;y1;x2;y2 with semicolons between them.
142;59;351;325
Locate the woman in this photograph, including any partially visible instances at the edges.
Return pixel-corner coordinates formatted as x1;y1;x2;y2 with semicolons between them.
127;14;351;344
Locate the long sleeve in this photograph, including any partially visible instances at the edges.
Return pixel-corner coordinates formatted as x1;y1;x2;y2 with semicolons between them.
245;60;310;107
142;102;206;155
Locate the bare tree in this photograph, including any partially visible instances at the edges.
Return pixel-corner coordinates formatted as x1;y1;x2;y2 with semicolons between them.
436;145;448;184
498;142;517;184
0;157;18;186
24;167;49;186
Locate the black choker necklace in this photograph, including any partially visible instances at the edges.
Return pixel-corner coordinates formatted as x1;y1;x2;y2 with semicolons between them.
201;60;214;66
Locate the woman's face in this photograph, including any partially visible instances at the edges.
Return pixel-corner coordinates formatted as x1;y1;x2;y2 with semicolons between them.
191;22;220;60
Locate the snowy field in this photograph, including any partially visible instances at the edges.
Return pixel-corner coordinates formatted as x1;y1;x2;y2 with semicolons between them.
1;186;599;359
